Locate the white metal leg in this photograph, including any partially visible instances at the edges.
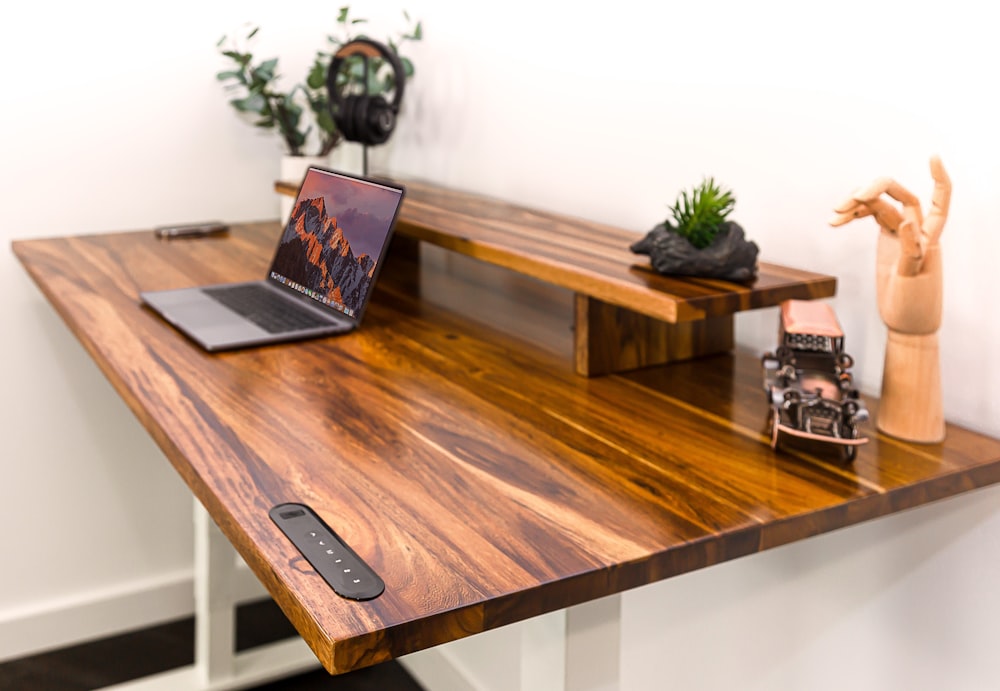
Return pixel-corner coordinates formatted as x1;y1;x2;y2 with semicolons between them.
521;607;569;690
564;594;621;691
521;594;622;691
194;500;236;685
100;499;320;690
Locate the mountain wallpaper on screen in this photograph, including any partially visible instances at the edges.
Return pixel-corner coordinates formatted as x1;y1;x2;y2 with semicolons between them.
271;197;378;314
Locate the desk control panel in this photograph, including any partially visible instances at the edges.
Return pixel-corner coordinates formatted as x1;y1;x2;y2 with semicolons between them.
269;503;385;601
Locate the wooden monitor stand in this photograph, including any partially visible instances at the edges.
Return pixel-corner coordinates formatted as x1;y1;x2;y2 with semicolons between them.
276;176;837;376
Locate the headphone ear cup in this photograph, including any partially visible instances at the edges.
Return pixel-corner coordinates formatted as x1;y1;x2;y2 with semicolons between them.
352;95;371;145
364;95;395;145
337;96;357;142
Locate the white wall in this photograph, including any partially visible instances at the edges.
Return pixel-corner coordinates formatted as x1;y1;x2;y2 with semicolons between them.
2;0;999;687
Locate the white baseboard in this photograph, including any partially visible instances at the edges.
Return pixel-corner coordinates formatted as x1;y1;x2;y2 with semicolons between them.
0;564;267;664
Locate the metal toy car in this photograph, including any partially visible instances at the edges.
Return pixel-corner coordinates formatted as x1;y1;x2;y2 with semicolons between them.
761;299;869;462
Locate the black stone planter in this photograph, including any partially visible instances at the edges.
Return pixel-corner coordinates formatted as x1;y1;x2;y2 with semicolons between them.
630;221;759;282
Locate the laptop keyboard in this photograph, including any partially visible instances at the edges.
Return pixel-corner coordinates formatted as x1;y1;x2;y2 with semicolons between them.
203;284;338;334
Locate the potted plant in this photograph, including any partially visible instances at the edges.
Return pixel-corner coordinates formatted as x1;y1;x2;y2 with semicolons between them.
215;6;421;172
630;177;759;281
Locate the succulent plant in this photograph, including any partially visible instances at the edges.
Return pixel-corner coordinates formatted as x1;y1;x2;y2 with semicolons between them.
668;178;736;249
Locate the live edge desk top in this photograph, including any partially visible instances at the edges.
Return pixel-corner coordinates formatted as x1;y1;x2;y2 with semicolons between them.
13;218;1000;675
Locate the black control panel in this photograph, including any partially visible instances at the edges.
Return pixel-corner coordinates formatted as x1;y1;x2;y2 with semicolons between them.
269;503;385;601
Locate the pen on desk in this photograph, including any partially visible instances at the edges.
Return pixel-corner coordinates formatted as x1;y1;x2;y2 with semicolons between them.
154;222;230;239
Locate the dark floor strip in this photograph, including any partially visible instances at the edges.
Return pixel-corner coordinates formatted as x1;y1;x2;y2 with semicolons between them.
0;598;424;690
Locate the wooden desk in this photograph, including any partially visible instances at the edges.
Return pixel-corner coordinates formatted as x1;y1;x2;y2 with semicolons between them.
12;223;1000;684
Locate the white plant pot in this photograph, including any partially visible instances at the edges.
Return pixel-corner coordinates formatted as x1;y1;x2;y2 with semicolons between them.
327;144;365;177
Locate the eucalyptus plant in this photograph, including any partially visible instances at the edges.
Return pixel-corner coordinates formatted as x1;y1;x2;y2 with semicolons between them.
216;27;309;155
668;178;736;249
216;7;421;156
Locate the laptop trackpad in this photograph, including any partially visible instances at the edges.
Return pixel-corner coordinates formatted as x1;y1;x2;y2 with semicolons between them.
144;287;267;340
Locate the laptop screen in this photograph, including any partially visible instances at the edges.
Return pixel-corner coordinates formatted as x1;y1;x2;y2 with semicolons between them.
268;167;404;321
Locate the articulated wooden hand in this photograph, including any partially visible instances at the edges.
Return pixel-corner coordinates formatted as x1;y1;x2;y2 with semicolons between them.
829;156;951;442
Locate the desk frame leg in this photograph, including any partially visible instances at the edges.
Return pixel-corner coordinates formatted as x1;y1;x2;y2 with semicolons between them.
99;500;319;690
194;502;236;685
521;594;622;691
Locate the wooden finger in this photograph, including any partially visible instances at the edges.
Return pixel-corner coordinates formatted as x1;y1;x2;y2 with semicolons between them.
855;177;923;234
862;198;904;233
833;195;867;214
923;155;951;245
830;209;869;227
830;198;872;226
897;219;923;276
854;177;921;207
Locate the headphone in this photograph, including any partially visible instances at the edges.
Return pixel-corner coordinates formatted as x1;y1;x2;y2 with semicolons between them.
326;38;406;147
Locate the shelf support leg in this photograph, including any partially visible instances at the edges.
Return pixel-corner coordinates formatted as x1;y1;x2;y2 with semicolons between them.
574;294;734;376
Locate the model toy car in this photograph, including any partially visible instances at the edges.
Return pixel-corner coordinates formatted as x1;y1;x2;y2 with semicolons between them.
761;299;869;462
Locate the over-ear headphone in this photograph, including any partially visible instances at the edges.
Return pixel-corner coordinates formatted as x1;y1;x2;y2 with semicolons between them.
326;38;406;147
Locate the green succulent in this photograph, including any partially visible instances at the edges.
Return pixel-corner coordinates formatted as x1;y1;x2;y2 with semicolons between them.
669;178;736;249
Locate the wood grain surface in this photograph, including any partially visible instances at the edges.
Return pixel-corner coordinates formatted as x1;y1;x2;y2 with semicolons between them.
13;223;1000;675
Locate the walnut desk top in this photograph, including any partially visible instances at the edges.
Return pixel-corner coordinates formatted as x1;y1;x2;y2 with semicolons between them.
12;223;1000;675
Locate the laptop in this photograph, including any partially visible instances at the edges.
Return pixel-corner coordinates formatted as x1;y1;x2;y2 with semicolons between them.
141;167;405;351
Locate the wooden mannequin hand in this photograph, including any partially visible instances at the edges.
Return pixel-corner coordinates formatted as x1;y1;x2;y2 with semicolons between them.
830;156;951;335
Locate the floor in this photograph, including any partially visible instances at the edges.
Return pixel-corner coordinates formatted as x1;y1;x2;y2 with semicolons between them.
0;598;425;690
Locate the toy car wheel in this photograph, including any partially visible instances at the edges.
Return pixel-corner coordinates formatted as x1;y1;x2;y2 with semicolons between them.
769;408;780;449
837;352;854;370
842;400;859;417
842;424;858;462
783;390;801;404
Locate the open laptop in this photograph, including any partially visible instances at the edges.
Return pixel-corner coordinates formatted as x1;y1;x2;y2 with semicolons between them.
141;167;405;352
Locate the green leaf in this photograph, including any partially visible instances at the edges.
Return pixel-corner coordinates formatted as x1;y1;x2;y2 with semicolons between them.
254;57;278;82
247;26;259;39
337;6;349;23
306;61;326;89
413;21;423;40
316;109;335;133
231;93;267;113
216;70;242;81
216;35;226;47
